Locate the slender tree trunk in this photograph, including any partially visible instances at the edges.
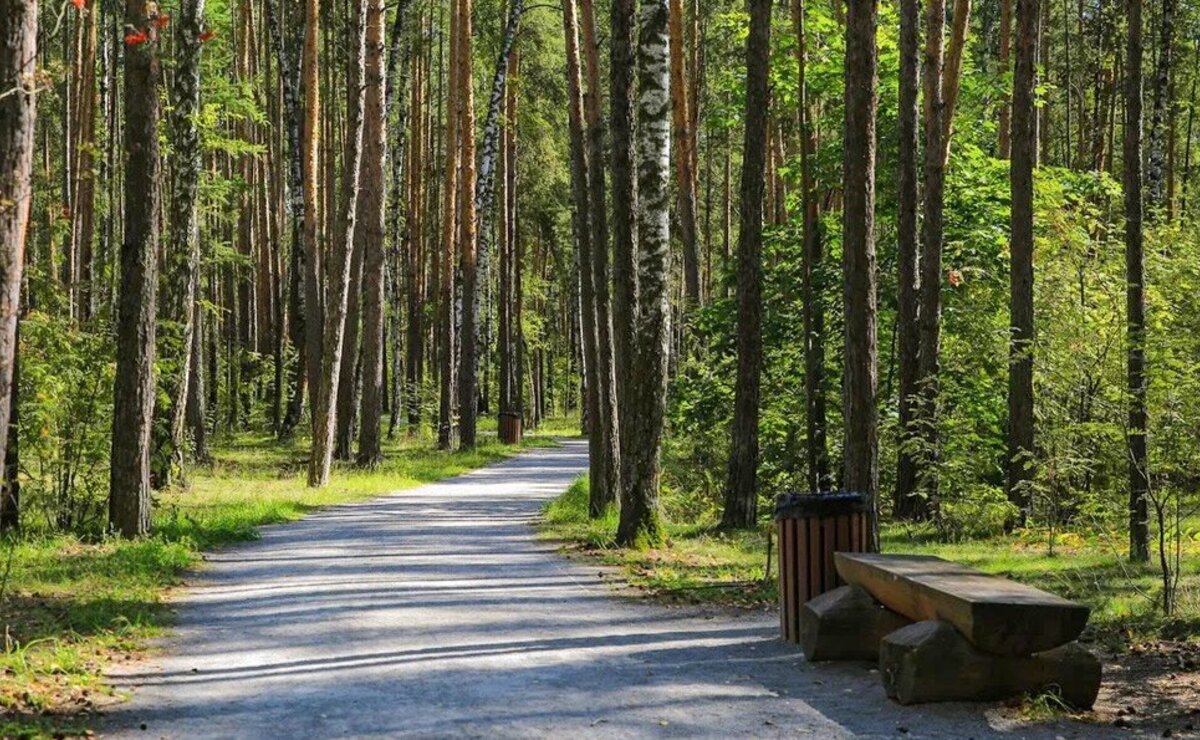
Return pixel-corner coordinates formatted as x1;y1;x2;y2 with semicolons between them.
0;330;16;533
580;0;620;510
722;0;769;529
357;0;387;465
668;0;700;307
939;0;971;165
998;0;1012;157
610;0;638;500
1146;0;1174;210
563;0;609;514
457;0;479;449
1007;0;1039;520
1125;0;1149;562
616;0;670;547
308;0;367;487
915;0;946;516
166;0;206;475
301;0;323;419
110;0;162;536
0;0;35;505
895;0;921;516
842;0;880;549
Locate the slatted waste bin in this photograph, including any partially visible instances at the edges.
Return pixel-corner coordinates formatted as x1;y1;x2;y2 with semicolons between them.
499;411;522;444
776;492;869;644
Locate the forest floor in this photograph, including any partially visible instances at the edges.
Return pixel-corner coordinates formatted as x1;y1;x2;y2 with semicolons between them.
90;440;1107;738
540;477;1200;736
0;418;572;738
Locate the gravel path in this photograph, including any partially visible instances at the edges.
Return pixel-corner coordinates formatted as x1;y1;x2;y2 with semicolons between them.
102;440;1113;738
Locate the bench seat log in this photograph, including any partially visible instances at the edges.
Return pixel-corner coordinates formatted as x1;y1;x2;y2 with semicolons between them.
834;553;1089;656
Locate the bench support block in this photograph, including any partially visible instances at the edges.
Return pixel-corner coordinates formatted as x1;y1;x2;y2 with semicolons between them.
799;585;911;661
879;620;1102;709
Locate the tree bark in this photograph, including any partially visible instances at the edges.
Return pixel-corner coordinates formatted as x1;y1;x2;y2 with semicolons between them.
722;0;770;529
610;0;638;500
457;0;479;450
1125;0;1149;562
1007;0;1038;521
0;0;35;511
308;0;367;487
438;0;460;450
580;0;621;511
616;0;670;547
895;0;921;516
110;0;162;536
357;0;388;465
842;0;880;549
668;0;701;307
998;0;1012;158
301;0;323;420
1146;0;1174;210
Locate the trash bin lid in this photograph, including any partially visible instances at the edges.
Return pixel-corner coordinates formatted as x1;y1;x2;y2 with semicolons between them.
774;491;869;518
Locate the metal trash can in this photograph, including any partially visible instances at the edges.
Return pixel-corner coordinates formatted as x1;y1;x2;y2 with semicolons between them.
775;492;869;644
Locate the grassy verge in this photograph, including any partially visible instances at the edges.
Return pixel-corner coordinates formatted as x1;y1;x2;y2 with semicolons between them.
539;476;1200;640
1;420;574;737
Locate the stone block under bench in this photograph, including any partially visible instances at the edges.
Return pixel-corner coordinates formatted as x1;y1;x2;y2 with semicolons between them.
798;584;912;661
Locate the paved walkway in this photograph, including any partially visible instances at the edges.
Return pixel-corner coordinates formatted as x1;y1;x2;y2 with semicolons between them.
103;441;1110;738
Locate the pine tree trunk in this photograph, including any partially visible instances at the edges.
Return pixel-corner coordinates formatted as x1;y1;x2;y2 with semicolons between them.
1146;0;1175;210
841;0;880;549
308;0;367;487
1007;0;1039;521
301;0;323;421
110;0;162;536
0;0;35;510
609;0;638;499
1125;0;1149;562
617;0;671;547
895;0;921;516
914;0;946;516
668;0;701;307
580;0;621;511
998;0;1012;158
722;0;770;529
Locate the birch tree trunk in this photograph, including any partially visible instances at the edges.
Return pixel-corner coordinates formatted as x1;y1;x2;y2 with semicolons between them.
457;0;479;449
616;0;670;547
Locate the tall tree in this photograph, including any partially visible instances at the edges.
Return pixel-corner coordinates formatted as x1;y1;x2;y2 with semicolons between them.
842;0;880;548
438;0;460;450
895;0;921;516
616;0;670;547
357;0;388;465
308;0;368;487
668;0;700;306
0;0;35;528
110;0;163;536
457;0;479;449
1146;0;1175;210
580;0;620;511
722;0;770;528
562;0;609;514
300;0;324;417
609;0;638;498
1125;0;1149;562
166;0;207;475
1007;0;1038;521
998;0;1012;158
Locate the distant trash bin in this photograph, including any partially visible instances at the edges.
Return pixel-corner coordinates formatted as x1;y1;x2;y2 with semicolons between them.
498;411;522;444
775;492;869;644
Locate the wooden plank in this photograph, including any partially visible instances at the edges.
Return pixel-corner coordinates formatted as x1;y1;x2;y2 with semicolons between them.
822;515;836;593
835;553;1090;656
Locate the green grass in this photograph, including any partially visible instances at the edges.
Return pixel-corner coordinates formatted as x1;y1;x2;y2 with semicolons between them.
1;420;574;735
540;476;1200;640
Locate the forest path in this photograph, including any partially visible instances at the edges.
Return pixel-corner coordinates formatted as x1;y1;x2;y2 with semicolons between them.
102;440;1108;738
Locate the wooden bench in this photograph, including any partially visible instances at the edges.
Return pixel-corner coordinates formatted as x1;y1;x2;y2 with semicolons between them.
795;553;1101;708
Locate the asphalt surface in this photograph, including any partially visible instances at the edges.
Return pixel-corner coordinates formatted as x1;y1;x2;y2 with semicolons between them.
103;440;1112;738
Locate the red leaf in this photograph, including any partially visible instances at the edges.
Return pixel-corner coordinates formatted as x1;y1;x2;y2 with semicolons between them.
124;29;148;46
70;0;86;10
154;13;170;27
198;29;216;42
947;268;963;288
